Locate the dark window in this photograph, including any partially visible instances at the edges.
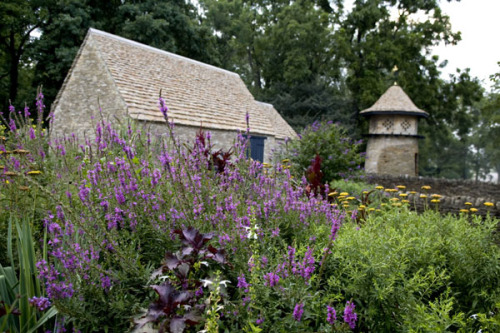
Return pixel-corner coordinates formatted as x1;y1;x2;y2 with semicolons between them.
245;136;266;162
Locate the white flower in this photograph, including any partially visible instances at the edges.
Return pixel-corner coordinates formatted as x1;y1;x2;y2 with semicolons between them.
200;279;213;288
470;314;478;319
219;280;231;287
158;275;169;281
244;225;260;239
200;261;209;267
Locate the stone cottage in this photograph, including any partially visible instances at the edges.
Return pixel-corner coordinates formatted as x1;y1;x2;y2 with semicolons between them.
360;83;428;176
51;28;296;163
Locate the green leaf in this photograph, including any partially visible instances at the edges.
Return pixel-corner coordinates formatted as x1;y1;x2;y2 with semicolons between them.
26;307;58;333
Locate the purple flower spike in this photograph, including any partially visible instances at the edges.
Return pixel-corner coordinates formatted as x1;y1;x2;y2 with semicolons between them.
293;303;304;321
263;272;280;287
159;97;169;120
29;296;51;311
29;127;36;140
237;274;249;292
326;305;336;325
343;301;358;330
9;118;16;132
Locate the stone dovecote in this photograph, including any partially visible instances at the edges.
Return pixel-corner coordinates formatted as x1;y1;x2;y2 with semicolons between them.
360;83;428;176
51;28;297;163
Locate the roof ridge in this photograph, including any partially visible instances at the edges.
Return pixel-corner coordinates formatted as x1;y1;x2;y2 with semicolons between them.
50;31;93;114
255;101;273;106
88;28;239;77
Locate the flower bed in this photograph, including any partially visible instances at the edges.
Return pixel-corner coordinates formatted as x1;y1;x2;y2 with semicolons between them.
0;94;499;332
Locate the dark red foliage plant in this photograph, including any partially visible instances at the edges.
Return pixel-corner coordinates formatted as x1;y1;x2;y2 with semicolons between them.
193;128;233;174
135;227;228;333
305;154;325;197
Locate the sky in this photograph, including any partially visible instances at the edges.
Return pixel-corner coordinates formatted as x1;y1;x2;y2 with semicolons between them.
344;0;500;90
432;0;500;89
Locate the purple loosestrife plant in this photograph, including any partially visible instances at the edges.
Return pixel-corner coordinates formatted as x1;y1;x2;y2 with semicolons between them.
326;305;336;325
29;297;51;311
343;301;358;330
263;272;280;287
3;95;354;332
293;303;304;321
237;274;250;292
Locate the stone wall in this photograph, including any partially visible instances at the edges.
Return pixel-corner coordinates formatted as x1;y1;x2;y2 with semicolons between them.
364;136;418;176
144;121;281;163
52;37;128;139
366;174;500;217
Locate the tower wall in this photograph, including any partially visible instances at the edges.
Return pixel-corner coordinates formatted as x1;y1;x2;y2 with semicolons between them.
369;115;418;135
365;136;419;176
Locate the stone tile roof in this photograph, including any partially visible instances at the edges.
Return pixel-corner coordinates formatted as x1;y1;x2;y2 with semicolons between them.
78;28;294;138
360;84;428;117
255;102;297;139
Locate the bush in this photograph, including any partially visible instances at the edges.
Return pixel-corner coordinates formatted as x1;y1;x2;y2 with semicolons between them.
280;121;364;182
325;207;500;332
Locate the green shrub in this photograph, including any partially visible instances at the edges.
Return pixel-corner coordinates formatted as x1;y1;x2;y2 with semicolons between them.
330;179;373;195
280;121;364;182
325;206;500;331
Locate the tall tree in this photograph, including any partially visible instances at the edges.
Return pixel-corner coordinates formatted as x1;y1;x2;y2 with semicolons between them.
0;0;46;110
476;65;500;183
337;0;461;111
417;69;483;179
259;0;353;130
199;0;350;130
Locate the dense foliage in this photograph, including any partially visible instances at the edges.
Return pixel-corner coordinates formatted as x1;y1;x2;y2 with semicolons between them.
281;120;364;183
1;95;499;332
329;208;500;331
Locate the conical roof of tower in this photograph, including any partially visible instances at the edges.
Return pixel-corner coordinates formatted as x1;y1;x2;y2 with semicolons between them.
360;84;428;117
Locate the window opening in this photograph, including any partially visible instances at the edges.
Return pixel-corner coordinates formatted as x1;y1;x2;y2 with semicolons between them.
401;120;411;131
382;119;394;131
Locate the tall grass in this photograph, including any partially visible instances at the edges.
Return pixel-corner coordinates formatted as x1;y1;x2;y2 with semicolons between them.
0;216;57;332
